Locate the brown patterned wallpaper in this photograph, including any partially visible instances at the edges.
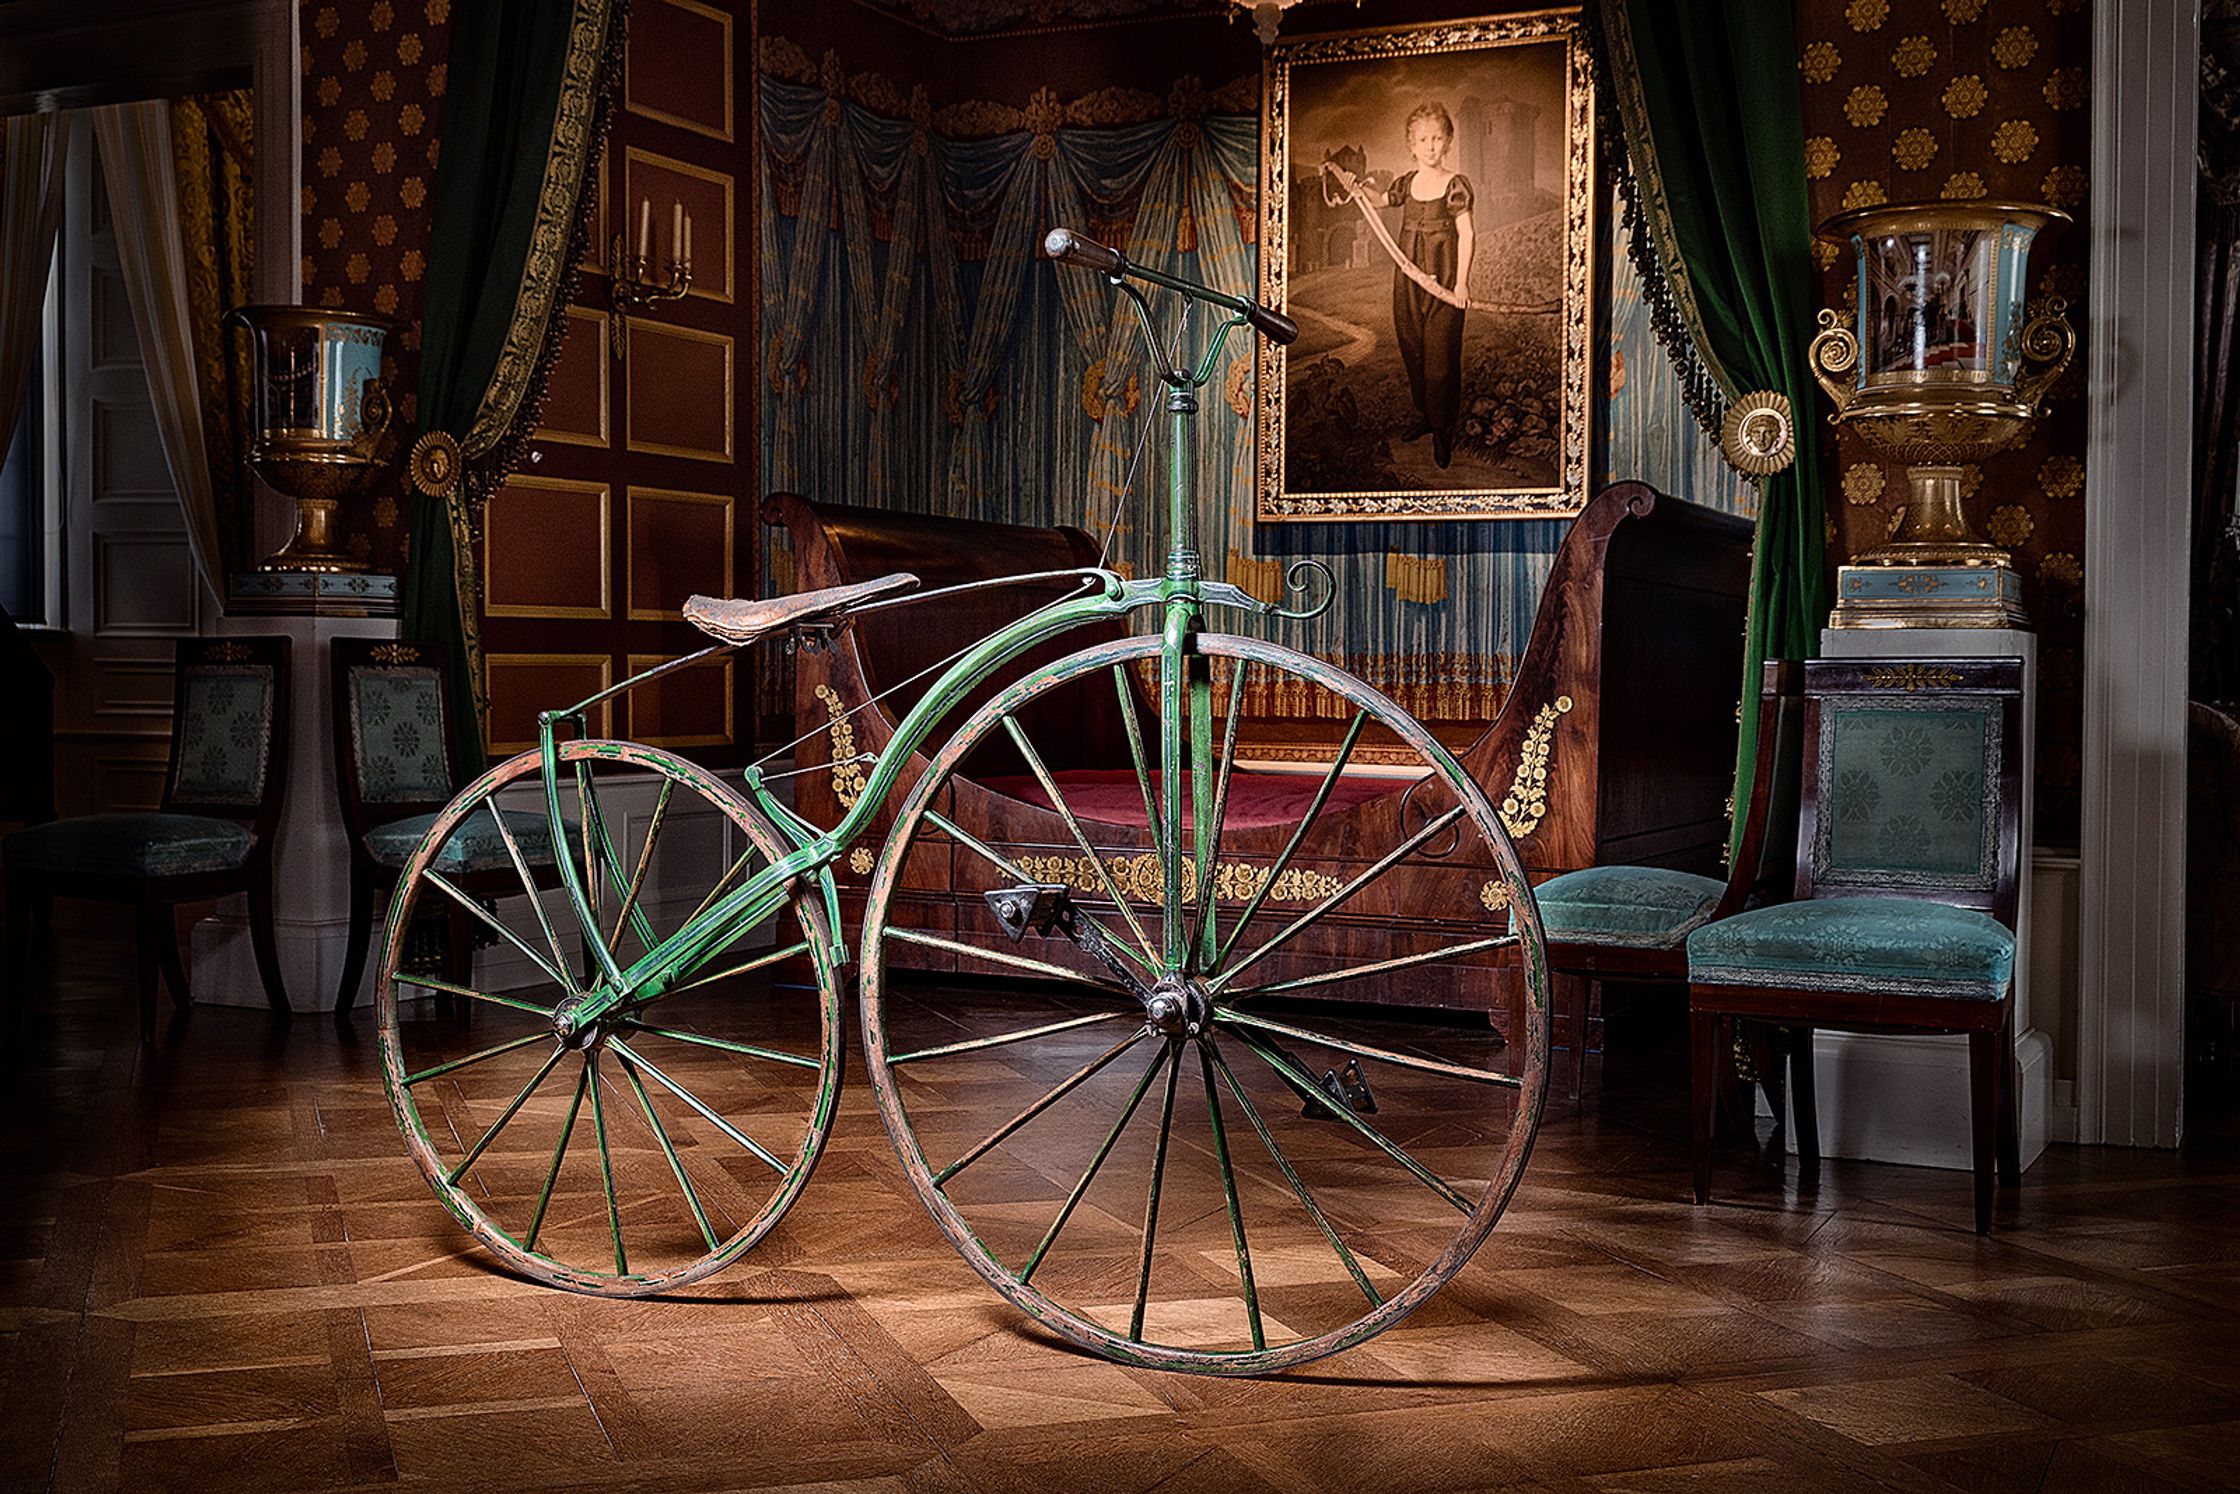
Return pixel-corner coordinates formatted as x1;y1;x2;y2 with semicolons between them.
1795;0;2091;846
298;0;455;569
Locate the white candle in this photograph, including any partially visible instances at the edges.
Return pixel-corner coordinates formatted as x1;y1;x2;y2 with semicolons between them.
637;198;650;264
681;212;692;270
672;201;683;265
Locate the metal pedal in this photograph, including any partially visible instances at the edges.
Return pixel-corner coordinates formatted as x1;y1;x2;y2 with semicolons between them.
1304;1060;1378;1117
984;883;1071;941
1331;1058;1376;1114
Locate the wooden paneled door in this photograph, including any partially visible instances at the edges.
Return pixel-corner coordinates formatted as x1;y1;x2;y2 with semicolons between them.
478;0;753;763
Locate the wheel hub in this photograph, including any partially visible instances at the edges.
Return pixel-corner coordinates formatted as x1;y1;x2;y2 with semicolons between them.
552;990;612;1047
1145;976;1208;1037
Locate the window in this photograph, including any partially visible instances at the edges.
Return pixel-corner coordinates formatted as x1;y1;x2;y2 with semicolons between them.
0;258;59;627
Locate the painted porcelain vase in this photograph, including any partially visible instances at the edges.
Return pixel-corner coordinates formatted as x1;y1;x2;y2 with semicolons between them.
1808;200;2073;571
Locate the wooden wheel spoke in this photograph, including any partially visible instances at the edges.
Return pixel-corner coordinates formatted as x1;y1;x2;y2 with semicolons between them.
445;1041;567;1185
652;939;814;1001
1000;715;1161;969
586;1051;627;1274
525;1062;591;1253
882;927;1132;994
654;881;795;994
1019;1042;1169;1284
1205;1037;1382;1309
1113;664;1165;867
423;868;571;991
1198;1040;1266;1351
405;1029;553;1087
485;801;573;990
607;1038;786;1174
608;778;674;955
612;1046;722;1253
889;1008;1134;1066
1213;1006;1520;1089
931;1030;1146;1187
1213;709;1369;971
681;848;757;936
1230;1028;1474;1215
1213;804;1468;993
924;809;1154;976
1130;1042;1184;1341
1190;656;1250;964
575;764;603;930
395;972;553;1018
615;1019;820;1069
1222;935;1519;1002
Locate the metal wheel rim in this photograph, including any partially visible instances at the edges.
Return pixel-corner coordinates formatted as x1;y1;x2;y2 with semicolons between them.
375;740;844;1296
860;632;1549;1374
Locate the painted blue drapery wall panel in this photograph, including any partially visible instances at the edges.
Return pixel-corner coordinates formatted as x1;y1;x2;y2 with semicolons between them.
759;75;1747;723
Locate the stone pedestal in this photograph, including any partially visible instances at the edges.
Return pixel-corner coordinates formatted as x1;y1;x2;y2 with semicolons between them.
193;612;398;1011
1779;624;2051;1173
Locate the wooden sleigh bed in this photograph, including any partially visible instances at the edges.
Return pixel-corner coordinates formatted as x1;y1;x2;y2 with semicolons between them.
763;483;1754;1046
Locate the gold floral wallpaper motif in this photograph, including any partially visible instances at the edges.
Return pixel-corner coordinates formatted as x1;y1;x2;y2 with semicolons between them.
299;0;455;570
1797;0;2090;844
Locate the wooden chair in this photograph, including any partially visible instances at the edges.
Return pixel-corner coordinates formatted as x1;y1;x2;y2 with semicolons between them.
3;635;292;1039
1532;660;1804;1100
329;636;565;1018
1685;657;2025;1233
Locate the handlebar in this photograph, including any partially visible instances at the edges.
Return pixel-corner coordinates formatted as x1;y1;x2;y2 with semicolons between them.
1044;227;1299;348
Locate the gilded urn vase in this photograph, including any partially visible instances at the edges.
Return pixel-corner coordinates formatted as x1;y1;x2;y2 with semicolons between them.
225;305;395;573
1808;201;2073;628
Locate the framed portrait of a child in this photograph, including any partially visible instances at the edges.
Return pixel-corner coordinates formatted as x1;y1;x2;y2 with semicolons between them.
1256;10;1593;521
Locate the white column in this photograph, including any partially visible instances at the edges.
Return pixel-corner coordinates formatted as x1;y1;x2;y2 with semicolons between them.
2077;0;2197;1147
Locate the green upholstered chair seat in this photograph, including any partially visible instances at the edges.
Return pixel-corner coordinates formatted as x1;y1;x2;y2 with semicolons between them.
1687;896;2014;1000
4;812;254;879
364;809;571;873
1535;865;1727;949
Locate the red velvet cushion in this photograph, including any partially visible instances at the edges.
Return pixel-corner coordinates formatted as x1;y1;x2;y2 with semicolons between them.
978;768;1397;831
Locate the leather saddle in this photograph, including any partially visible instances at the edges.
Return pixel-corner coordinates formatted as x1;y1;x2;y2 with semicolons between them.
682;573;919;646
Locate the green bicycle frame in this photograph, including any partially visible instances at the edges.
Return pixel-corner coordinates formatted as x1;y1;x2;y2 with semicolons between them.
529;273;1306;1040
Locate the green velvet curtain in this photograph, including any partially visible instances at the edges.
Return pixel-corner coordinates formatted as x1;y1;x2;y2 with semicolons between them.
1601;0;1829;856
401;0;625;773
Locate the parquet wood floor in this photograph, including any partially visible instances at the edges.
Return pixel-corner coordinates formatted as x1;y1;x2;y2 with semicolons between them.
5;908;2239;1492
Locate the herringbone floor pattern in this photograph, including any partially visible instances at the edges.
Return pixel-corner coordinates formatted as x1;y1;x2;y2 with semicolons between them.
4;908;2239;1492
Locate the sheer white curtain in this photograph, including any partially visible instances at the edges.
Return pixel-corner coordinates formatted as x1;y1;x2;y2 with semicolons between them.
0;114;67;449
92;101;225;602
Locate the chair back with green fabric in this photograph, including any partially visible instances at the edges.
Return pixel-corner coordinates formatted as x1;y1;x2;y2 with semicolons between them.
1796;656;2022;926
4;635;294;1039
331;637;460;853
330;636;574;1017
162;636;292;845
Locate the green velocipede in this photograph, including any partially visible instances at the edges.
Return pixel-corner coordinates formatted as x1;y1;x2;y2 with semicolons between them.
374;229;1551;1375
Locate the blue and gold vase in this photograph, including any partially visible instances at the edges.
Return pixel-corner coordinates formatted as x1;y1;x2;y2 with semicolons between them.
225;305;395;573
1808;201;2073;627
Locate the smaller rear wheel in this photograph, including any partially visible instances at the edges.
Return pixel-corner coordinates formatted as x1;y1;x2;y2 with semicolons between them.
375;740;843;1295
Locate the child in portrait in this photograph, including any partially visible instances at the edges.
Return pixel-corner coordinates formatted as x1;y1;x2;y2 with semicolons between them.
1326;103;1477;467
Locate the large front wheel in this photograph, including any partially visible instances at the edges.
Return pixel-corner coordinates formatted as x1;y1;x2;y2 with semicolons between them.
860;632;1548;1374
375;740;844;1295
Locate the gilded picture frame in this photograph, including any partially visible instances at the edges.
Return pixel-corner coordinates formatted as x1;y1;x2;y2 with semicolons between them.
1256;10;1593;522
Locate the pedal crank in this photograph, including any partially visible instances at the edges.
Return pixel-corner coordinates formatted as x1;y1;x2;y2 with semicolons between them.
984;883;1158;1007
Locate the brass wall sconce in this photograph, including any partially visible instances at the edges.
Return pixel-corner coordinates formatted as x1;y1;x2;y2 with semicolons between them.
609;199;693;358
